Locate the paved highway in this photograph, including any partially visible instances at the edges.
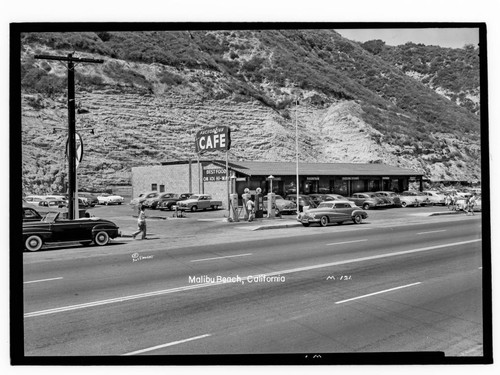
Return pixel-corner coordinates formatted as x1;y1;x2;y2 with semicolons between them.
23;215;483;358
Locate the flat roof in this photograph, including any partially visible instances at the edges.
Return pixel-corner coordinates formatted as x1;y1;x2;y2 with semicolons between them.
210;160;423;177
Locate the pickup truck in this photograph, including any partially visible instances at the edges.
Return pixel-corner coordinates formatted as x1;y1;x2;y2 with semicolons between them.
175;194;222;212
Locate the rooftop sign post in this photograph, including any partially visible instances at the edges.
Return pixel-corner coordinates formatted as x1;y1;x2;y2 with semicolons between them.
195;126;232;212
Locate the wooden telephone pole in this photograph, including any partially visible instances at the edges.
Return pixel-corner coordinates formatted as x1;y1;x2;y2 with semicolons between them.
34;53;103;219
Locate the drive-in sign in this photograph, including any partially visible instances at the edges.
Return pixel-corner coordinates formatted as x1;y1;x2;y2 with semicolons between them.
195;126;231;153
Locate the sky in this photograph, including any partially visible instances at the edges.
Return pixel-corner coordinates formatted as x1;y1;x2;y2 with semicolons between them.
335;28;480;49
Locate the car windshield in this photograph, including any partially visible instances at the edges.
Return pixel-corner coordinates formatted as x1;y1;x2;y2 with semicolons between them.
318;202;334;209
162;193;176;198
275;195;284;200
43;212;60;222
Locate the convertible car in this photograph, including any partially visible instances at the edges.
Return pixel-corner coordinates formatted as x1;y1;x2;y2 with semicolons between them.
23;212;120;251
297;200;368;227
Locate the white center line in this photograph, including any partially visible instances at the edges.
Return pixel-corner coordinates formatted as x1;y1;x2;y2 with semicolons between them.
326;239;367;246
417;230;447;235
123;334;211;356
24;239;481;318
190;253;252;262
24;277;63;284
335;282;422;304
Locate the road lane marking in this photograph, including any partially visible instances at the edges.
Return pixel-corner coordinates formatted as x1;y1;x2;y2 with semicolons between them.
24;277;63;284
335;282;422;304
326;239;367;246
24;239;481;318
417;230;446;235
123;334;211;356
190;253;252;262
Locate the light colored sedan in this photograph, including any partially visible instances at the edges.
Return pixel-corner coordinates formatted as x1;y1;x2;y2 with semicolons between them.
97;193;124;205
398;191;429;207
422;190;446;205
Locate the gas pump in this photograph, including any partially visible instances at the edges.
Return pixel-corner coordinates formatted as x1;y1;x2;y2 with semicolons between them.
254;187;264;218
241;188;251;221
267;192;276;219
229;193;239;222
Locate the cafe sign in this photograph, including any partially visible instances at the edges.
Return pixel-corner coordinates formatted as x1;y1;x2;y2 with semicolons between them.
195;126;231;153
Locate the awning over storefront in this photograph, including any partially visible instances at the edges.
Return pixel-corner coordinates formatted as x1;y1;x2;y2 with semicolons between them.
209;160;423;178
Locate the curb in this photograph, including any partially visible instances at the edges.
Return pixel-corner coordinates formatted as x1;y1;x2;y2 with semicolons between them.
244;222;302;231
429;211;465;216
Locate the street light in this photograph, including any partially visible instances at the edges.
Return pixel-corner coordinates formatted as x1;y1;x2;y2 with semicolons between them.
268;175;275;193
295;96;300;215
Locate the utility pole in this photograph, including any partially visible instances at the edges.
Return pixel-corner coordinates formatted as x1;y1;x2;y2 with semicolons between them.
34;53;103;219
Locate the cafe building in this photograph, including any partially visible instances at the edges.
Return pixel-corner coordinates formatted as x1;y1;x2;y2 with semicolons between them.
131;160;425;209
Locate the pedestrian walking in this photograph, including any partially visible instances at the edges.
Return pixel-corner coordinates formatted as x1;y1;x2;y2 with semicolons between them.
444;193;452;210
132;205;147;239
467;193;477;216
246;198;255;222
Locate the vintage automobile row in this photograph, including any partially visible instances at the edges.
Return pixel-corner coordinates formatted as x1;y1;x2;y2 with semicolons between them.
130;191;224;212
24;192;125;208
279;190;481;212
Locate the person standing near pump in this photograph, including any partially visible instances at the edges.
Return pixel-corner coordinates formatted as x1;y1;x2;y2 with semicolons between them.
246;198;255;222
132;205;148;239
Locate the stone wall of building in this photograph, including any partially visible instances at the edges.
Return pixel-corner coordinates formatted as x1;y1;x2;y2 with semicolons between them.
131;164;199;199
131;163;230;209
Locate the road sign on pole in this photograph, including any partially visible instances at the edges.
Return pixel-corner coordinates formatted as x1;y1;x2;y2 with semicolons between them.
66;133;84;168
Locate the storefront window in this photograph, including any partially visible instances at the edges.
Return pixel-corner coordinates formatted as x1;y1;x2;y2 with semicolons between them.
333;179;348;195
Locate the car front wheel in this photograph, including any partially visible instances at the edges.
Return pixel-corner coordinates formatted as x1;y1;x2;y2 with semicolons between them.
25;235;43;252
190;206;197;212
362;203;370;210
302;223;310;227
319;216;329;227
401;201;408;208
353;214;362;224
94;231;110;246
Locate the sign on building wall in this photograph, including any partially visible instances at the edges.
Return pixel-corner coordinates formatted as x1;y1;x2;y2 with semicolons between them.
203;168;227;182
195;126;231;153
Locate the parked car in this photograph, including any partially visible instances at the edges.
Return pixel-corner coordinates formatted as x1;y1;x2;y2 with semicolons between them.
144;192;192;210
23;206;43;222
348;192;392;210
421;190;446;205
175;194;222;212
78;192;99;207
322;194;349;201
24;195;46;205
297;200;368;227
398;191;430;207
97;193;124;205
23;211;120;251
262;194;297;215
158;193;193;211
307;193;348;206
375;191;402;207
130;191;159;206
285;194;317;212
37;199;67;209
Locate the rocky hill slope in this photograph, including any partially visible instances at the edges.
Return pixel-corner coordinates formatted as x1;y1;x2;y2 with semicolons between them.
19;29;482;194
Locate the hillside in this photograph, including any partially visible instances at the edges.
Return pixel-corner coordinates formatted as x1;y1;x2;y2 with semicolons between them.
359;39;480;114
19;29;482;194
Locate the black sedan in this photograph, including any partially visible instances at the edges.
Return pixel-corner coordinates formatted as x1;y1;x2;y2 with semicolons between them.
23;212;120;251
297;200;368;227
